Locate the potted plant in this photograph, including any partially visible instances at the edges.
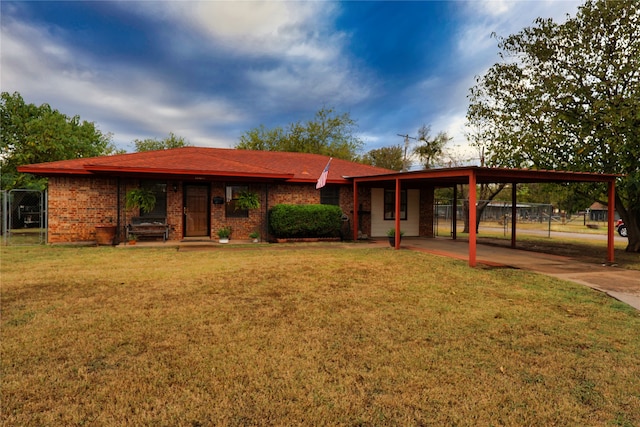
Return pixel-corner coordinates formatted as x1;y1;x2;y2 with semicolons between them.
236;191;260;211
125;188;156;214
386;228;404;247
249;231;260;243
128;234;137;245
217;226;232;243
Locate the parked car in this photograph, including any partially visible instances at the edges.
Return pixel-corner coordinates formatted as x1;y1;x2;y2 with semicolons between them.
616;219;628;237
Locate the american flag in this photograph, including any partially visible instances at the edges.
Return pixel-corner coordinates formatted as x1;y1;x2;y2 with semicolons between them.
316;158;332;189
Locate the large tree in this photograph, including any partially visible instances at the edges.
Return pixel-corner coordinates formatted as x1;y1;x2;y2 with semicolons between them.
467;0;640;252
413;125;452;169
360;145;404;171
236;107;363;161
133;132;191;152
0;92;116;190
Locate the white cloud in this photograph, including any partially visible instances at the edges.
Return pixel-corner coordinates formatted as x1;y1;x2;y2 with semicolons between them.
456;0;580;59
1;14;246;149
0;1;372;149
431;0;583;160
125;1;370;109
125;1;341;60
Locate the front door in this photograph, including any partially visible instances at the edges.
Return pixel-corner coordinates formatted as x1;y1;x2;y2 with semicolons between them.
184;185;209;237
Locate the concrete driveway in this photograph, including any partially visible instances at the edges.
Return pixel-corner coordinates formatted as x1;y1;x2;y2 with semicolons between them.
401;237;640;311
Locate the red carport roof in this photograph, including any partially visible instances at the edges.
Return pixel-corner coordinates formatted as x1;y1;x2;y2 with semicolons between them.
348;166;620;186
17;147;394;184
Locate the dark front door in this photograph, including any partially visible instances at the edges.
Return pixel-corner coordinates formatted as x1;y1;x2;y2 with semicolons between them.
184;185;209;237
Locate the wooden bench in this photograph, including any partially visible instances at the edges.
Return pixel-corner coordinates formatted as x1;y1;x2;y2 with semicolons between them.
126;217;169;242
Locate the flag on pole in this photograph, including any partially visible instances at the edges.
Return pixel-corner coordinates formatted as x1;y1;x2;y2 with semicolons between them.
316;157;332;189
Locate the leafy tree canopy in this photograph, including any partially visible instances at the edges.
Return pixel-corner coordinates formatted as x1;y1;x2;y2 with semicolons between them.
133;132;191;152
413;125;452;169
360;145;404;171
236;107;364;161
467;0;640;251
1;91;116;190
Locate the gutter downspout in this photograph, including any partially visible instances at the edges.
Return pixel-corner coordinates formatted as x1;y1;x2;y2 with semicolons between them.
353;180;359;241
116;177;121;245
395;178;401;249
264;183;269;242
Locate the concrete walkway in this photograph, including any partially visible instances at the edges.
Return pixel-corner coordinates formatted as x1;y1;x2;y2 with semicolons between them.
401;237;640;311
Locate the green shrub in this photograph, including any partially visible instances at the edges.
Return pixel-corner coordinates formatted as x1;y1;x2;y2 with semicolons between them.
269;204;343;238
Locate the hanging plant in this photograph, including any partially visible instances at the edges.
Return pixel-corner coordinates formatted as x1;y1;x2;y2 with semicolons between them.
236;191;260;210
125;188;156;214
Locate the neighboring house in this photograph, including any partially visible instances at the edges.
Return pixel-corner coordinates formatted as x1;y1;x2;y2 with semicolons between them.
18;147;432;243
587;202;620;222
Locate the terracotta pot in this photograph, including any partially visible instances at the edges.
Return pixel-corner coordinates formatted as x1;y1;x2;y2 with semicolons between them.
95;225;117;246
388;236;402;247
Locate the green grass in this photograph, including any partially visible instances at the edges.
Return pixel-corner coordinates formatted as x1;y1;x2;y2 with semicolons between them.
1;228;46;246
2;245;639;426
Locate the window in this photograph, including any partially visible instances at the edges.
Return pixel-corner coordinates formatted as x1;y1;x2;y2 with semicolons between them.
320;186;340;205
140;180;167;218
225;185;249;218
384;189;407;220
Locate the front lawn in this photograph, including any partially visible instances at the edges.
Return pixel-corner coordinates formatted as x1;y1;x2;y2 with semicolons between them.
2;246;639;425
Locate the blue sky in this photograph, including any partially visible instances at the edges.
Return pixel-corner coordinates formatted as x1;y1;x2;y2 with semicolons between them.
1;1;581;163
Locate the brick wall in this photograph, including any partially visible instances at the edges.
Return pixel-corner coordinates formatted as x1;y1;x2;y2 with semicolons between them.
166;184;182;240
210;183;264;240
48;176;118;243
46;177;373;243
265;183;370;239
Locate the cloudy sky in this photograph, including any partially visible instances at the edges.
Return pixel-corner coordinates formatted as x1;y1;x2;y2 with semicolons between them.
1;0;581;160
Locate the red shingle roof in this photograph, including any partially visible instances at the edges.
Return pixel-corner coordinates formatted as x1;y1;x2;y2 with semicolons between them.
18;147;394;184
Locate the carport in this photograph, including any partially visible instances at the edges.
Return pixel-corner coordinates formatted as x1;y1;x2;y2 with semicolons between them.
350;167;619;267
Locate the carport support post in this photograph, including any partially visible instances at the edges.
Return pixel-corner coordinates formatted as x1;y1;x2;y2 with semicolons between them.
607;180;615;263
395;178;401;249
468;171;477;267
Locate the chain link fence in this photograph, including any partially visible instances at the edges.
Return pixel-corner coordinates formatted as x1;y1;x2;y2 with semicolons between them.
434;199;555;238
1;190;47;245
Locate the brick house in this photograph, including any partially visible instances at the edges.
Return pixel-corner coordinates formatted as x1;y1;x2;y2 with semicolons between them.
19;148;621;266
18;147;436;244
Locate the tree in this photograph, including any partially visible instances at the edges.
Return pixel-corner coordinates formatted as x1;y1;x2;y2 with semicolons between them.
133;132;191;152
467;0;640;252
236;107;364;161
1;92;116;190
360;145;403;170
413;125;452;169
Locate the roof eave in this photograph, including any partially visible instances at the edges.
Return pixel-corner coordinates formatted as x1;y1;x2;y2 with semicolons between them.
286;178;349;185
84;165;294;180
17;166;92;176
